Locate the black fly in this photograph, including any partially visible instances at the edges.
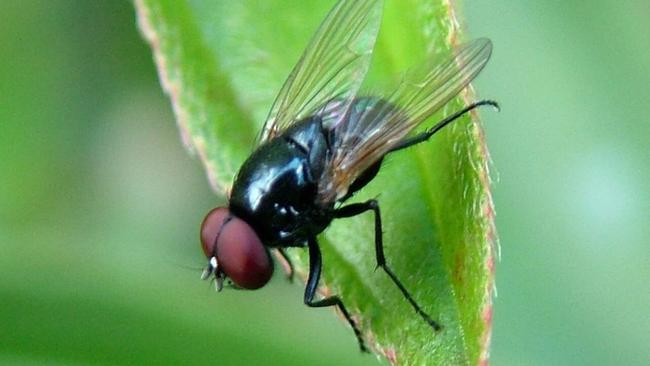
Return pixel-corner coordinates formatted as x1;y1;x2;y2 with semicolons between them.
199;0;497;352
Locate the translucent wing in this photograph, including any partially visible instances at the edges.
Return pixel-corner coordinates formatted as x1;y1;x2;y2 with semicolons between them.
257;0;383;145
318;38;493;202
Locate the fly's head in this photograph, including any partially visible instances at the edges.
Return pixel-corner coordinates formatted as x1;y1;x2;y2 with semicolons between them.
200;207;273;291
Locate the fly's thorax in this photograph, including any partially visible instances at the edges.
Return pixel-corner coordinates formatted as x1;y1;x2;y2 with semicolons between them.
229;118;334;247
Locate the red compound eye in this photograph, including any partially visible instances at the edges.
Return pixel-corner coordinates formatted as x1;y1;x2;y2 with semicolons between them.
200;208;273;289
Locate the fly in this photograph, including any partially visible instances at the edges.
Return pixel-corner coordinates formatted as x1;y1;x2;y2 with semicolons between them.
199;0;498;352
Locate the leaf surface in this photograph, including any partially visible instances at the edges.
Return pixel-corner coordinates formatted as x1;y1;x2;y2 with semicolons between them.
135;0;497;364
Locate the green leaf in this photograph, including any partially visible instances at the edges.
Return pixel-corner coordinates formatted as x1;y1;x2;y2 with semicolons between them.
135;0;496;364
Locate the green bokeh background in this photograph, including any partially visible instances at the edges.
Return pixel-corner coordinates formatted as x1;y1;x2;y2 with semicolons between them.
1;1;648;365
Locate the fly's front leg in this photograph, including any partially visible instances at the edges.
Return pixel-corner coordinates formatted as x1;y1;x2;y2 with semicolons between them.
304;237;368;352
275;248;294;282
335;200;442;331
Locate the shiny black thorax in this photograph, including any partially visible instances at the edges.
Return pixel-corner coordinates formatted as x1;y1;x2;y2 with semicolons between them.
229;117;335;247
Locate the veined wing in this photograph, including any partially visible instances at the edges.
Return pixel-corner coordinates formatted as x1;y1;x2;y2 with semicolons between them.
318;39;493;202
257;0;383;145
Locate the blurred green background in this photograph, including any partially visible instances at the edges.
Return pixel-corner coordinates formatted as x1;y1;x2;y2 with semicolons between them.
1;1;648;365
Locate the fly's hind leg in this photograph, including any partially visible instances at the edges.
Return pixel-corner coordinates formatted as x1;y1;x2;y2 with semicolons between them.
389;100;499;153
304;237;368;352
334;200;442;331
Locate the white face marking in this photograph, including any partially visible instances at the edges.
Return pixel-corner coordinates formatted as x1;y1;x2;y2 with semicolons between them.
201;256;219;281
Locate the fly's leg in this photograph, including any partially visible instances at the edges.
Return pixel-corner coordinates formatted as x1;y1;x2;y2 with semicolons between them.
335;200;442;331
389;100;499;153
304;237;368;352
276;248;294;282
